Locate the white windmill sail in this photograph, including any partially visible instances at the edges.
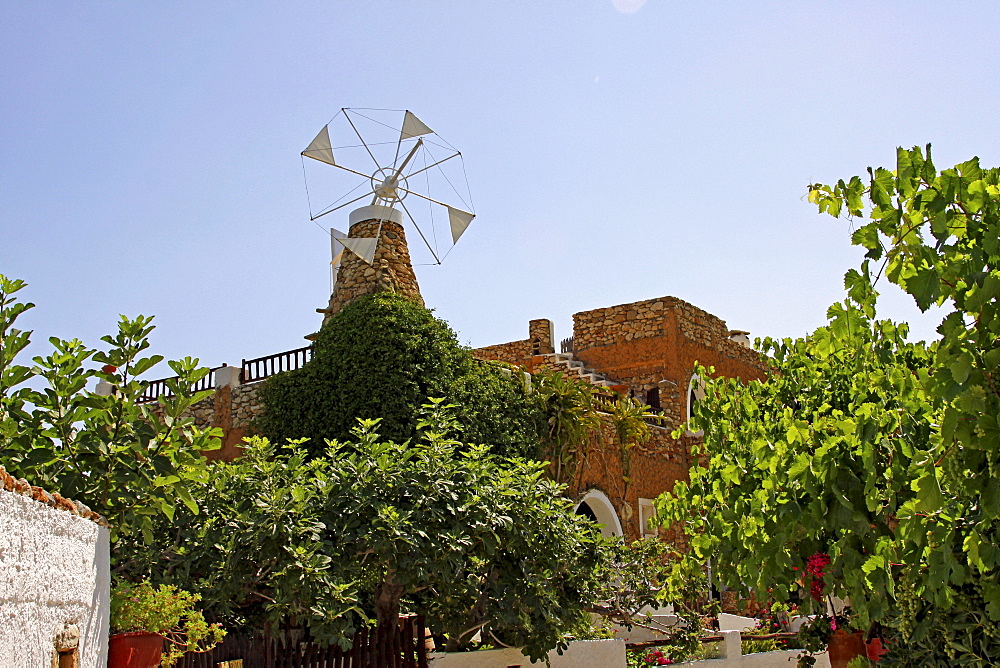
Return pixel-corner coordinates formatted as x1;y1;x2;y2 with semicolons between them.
401;111;433;140
303;125;335;165
340;236;378;265
330;228;347;268
447;206;475;244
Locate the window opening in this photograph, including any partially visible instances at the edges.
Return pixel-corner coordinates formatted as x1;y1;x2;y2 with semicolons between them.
646;387;660;412
638;498;657;537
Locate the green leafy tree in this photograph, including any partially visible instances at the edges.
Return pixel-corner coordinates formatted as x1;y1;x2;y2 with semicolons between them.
119;402;647;660
114;432;364;645
0;274;221;541
533;369;604;485
809;146;1000;664
257;292;541;459
659;147;1000;665
657;306;934;643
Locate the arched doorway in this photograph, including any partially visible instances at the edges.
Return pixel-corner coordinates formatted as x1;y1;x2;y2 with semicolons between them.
574;489;623;538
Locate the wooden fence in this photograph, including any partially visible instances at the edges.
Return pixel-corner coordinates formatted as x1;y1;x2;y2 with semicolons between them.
176;616;427;668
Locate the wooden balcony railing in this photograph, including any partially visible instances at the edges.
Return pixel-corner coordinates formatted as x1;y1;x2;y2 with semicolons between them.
241;345;313;384
136;366;222;404
135;345;314;404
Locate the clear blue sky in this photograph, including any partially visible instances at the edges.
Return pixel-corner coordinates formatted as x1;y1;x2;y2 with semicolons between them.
3;2;998;375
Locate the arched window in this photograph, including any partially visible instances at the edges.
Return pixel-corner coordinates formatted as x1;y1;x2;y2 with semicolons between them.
575;501;598;523
686;373;705;436
573;489;624;538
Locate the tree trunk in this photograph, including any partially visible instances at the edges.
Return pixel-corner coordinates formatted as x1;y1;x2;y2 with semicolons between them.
375;571;405;627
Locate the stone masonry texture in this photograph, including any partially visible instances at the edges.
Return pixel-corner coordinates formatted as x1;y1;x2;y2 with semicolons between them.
321;217;424;322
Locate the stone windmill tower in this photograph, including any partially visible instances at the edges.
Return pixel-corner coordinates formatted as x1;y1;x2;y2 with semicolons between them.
300;109;475;324
319;205;423;322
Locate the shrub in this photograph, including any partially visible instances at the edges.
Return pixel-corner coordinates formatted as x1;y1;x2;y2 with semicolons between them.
257;292;541;457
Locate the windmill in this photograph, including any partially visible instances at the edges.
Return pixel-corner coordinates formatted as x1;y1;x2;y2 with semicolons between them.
300;109;475;281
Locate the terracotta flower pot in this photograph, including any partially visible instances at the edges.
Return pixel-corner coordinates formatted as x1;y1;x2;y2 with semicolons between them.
827;629;865;668
108;631;164;668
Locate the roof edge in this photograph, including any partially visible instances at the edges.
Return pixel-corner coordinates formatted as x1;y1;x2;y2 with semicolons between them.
0;465;108;527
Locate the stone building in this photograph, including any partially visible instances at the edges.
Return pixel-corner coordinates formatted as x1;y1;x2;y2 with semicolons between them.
471;298;766;542
159;204;766;541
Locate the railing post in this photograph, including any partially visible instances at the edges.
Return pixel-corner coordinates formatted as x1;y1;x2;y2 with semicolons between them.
215;364;242;389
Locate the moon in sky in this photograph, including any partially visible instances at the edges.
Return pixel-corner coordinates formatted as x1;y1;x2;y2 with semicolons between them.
612;0;648;13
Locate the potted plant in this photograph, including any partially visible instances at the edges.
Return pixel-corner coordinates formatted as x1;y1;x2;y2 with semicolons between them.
826;613;865;668
109;581;226;668
796;613;835;667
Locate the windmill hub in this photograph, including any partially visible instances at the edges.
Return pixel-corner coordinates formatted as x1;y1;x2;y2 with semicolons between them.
371;168;408;202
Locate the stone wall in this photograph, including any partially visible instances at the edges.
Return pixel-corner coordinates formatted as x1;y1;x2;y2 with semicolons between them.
571;417;695;544
572;295;767;402
151;381;265;462
0;468;110;668
472;339;534;364
573;296;682;349
472;319;553;364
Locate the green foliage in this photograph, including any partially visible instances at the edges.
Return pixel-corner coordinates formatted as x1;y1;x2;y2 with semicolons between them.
811;146;1000;664
742;636;781;655
111;581;225;667
659;306;934;626
117;403;635;661
532;369;654;492
845;658;875;668
532;369;604;485
0;274;221;541
626;641;719;666
796;615;836;667
257;292;541;458
659;147;1000;667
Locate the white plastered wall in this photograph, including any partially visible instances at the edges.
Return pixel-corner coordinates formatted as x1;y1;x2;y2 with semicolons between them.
0;488;110;668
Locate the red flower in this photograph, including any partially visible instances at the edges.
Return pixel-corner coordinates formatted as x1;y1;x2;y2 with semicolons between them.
806;552;831;601
806;552;831;577
101;364;118;374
